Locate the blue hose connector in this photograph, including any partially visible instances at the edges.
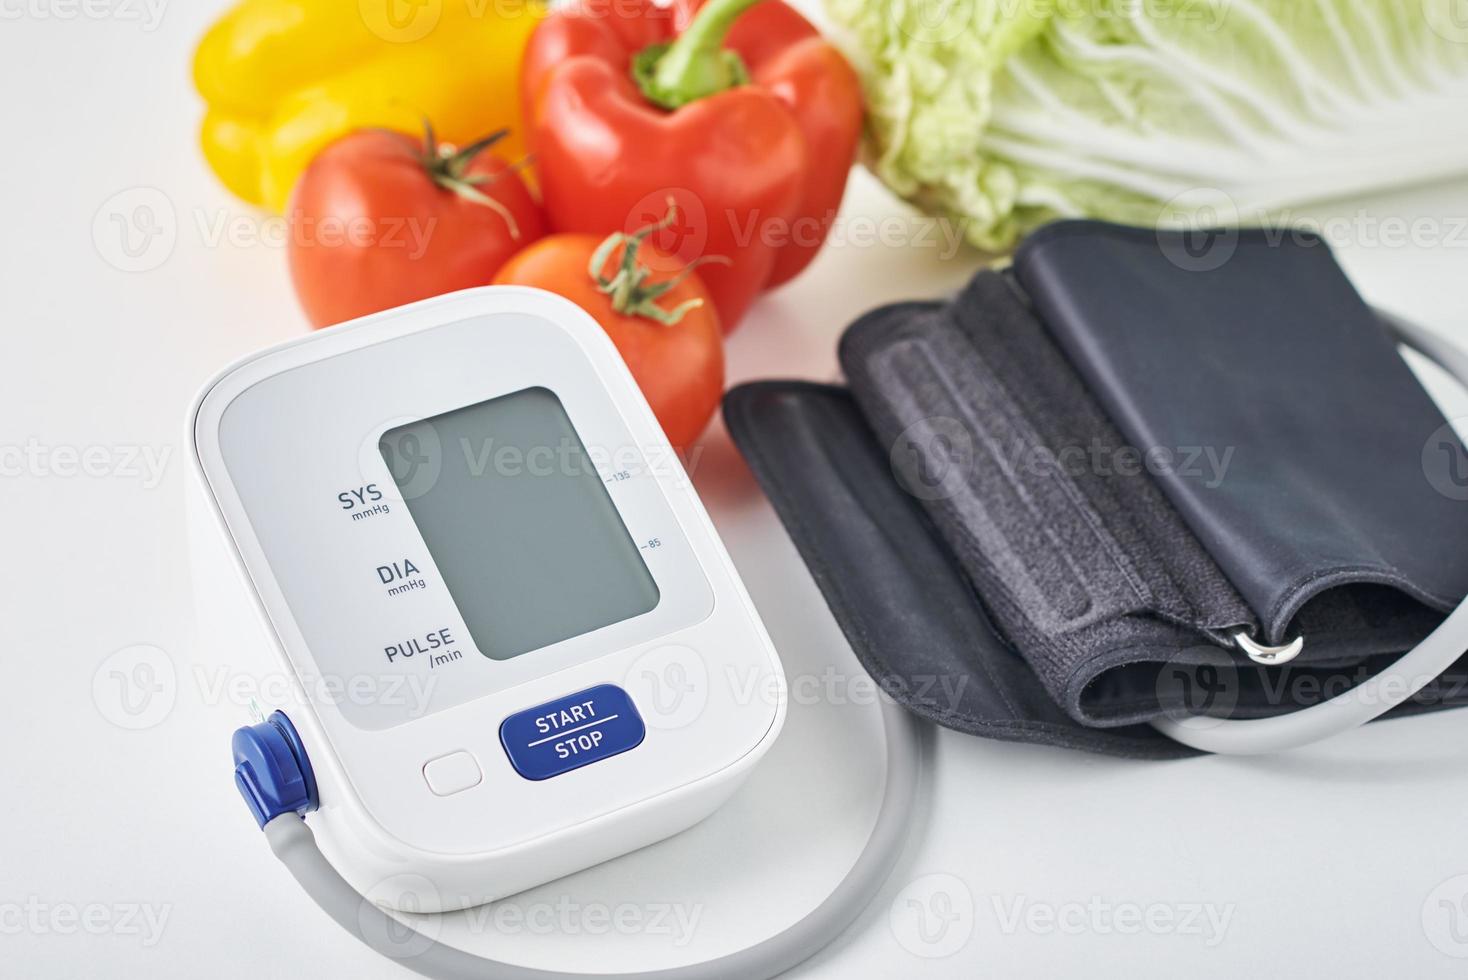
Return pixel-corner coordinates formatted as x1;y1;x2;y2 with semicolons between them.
232;711;319;828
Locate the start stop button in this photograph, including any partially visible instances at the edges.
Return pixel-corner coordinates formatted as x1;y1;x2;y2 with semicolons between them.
499;684;646;780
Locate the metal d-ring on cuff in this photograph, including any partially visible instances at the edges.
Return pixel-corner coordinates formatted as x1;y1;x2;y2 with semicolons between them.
1234;631;1305;665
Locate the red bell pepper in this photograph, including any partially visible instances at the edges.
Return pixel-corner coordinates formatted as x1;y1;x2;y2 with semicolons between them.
521;0;863;332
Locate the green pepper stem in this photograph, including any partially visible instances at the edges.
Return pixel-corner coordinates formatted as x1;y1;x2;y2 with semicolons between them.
633;0;763;110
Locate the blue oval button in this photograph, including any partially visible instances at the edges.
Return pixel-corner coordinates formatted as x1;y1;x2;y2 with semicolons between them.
499;685;646;780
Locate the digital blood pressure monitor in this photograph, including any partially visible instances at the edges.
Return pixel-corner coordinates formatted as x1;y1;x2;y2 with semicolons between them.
182;284;1468;980
190;287;786;911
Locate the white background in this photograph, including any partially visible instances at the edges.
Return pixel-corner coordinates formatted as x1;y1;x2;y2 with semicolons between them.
6;2;1468;978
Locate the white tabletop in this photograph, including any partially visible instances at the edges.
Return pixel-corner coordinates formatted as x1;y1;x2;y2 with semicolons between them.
6;4;1468;978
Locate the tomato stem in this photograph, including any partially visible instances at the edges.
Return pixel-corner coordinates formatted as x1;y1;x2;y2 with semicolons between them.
416;119;521;239
631;0;763;110
589;199;729;325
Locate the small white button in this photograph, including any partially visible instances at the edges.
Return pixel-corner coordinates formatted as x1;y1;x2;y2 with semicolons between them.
423;751;482;796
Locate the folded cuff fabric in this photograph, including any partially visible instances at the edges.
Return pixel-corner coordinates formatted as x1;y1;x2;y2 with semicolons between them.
723;221;1468;758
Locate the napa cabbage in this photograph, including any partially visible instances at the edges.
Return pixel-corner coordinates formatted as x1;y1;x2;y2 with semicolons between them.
825;0;1468;248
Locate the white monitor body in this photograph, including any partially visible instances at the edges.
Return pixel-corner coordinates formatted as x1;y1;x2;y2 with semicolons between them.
188;287;786;912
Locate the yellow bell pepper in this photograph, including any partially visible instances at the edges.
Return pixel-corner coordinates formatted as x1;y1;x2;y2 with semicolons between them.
194;0;544;212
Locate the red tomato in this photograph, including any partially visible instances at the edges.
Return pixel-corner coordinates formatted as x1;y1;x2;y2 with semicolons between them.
493;229;724;449
288;127;544;328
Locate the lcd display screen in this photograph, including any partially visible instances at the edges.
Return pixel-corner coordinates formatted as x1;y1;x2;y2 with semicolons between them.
380;387;660;661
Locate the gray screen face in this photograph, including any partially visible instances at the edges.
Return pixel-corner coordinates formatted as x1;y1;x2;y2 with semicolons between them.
380;387;660;661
